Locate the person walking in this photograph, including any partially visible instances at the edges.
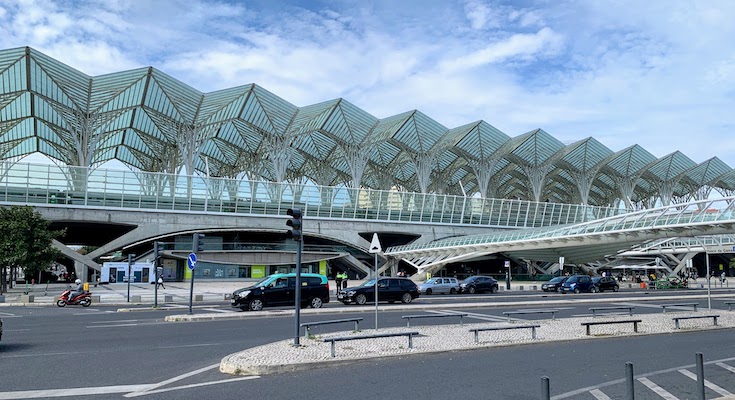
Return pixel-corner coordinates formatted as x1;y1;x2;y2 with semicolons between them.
341;272;348;289
156;275;165;289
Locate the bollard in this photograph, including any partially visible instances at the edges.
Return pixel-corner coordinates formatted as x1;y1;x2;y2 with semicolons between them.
194;294;204;302
626;362;635;400
696;353;705;400
164;295;173;302
131;295;142;303
541;376;550;400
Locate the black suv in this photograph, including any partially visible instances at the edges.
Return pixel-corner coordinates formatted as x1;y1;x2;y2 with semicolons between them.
338;277;420;305
459;275;499;294
231;273;330;311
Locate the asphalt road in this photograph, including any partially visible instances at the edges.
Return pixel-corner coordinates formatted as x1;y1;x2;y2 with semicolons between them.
2;290;735;399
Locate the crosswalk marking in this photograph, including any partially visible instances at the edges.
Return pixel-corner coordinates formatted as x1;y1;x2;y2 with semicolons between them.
717;362;735;374
589;389;612;399
638;377;680;400
679;369;734;397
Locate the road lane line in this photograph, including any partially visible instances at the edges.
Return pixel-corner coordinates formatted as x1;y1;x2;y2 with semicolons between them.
86;323;139;328
89;320;139;324
126;376;260;397
428;309;507;322
123;363;219;397
589;389;612;399
679;369;733;397
155;343;221;349
202;308;235;313
716;362;735;374
638;377;680;399
0;384;154;399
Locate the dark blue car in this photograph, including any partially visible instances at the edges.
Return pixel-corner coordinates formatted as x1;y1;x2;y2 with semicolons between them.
560;275;597;293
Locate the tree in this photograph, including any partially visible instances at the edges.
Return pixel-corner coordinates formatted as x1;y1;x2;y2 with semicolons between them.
0;206;64;293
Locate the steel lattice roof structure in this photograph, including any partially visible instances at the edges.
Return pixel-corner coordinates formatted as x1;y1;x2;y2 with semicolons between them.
1;46;734;208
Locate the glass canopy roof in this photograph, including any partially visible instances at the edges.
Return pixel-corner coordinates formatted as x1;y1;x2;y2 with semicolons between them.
0;46;733;208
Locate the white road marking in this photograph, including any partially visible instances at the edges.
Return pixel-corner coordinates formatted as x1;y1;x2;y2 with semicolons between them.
127;376;260;397
89;319;139;324
86;323;139;328
589;389;612;399
428;309;507;322
717;362;735;374
202;308;235;313
638;377;680;400
0;312;17;316
123;363;219;397
679;369;733;397
0;384;154;399
155;343;221;349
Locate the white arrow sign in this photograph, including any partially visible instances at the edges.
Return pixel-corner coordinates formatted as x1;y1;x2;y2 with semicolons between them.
369;233;382;254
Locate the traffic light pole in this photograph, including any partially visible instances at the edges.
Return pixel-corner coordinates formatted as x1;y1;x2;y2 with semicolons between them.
294;239;302;346
127;254;133;302
153;241;159;308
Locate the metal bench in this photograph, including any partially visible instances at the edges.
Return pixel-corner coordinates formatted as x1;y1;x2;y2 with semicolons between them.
672;315;719;329
502;309;559;322
660;303;698;313
402;313;468;327
724;301;735;311
322;331;419;358
300;317;363;337
581;319;642;335
589;306;635;317
469;324;541;343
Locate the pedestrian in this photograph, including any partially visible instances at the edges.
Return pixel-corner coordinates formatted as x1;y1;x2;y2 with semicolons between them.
335;272;343;292
156;275;165;289
342;272;348;289
722;272;726;284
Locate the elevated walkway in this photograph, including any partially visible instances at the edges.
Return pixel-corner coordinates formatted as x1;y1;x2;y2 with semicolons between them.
386;196;735;277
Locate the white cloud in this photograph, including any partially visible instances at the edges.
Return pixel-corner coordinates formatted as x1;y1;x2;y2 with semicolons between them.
0;0;734;167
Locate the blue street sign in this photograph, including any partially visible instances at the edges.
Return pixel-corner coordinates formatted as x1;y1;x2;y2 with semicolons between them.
187;253;197;270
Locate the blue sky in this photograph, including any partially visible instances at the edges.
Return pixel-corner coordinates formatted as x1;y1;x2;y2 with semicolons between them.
2;0;734;166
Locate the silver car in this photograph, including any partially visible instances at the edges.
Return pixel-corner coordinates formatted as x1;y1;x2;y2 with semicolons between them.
418;277;460;295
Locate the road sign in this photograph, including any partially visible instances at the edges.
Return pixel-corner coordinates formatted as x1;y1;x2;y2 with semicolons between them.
187;253;197;270
369;233;382;254
504;260;510;268
708;245;735;254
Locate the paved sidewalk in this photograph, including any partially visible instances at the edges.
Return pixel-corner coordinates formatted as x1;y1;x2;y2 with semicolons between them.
219;311;735;376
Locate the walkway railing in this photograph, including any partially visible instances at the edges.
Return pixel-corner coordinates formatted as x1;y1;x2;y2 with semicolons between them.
0;161;627;228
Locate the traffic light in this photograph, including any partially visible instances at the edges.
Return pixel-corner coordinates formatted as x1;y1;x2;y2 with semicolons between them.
286;208;302;241
193;233;206;252
152;241;165;268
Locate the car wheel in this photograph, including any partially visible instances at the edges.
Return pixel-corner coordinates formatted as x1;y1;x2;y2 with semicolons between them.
401;293;413;304
573;288;580;294
449;288;457;294
490;286;498;294
468;286;476;294
591;286;599;293
248;298;264;311
355;293;367;305
426;288;433;295
309;297;323;308
613;286;619;292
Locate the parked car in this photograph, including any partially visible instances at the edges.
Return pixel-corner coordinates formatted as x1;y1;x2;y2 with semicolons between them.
459;276;499;294
592;276;619;292
541;276;568;292
231;273;330;311
338;277;419;305
418;277;460;294
560;275;597;293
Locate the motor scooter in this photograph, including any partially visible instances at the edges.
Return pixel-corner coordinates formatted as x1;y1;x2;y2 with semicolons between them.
57;289;92;307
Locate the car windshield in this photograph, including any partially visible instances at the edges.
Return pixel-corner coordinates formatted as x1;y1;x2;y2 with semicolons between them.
460;277;477;284
252;276;276;287
548;277;565;283
592;277;601;283
425;279;437;284
567;276;580;283
360;279;376;287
